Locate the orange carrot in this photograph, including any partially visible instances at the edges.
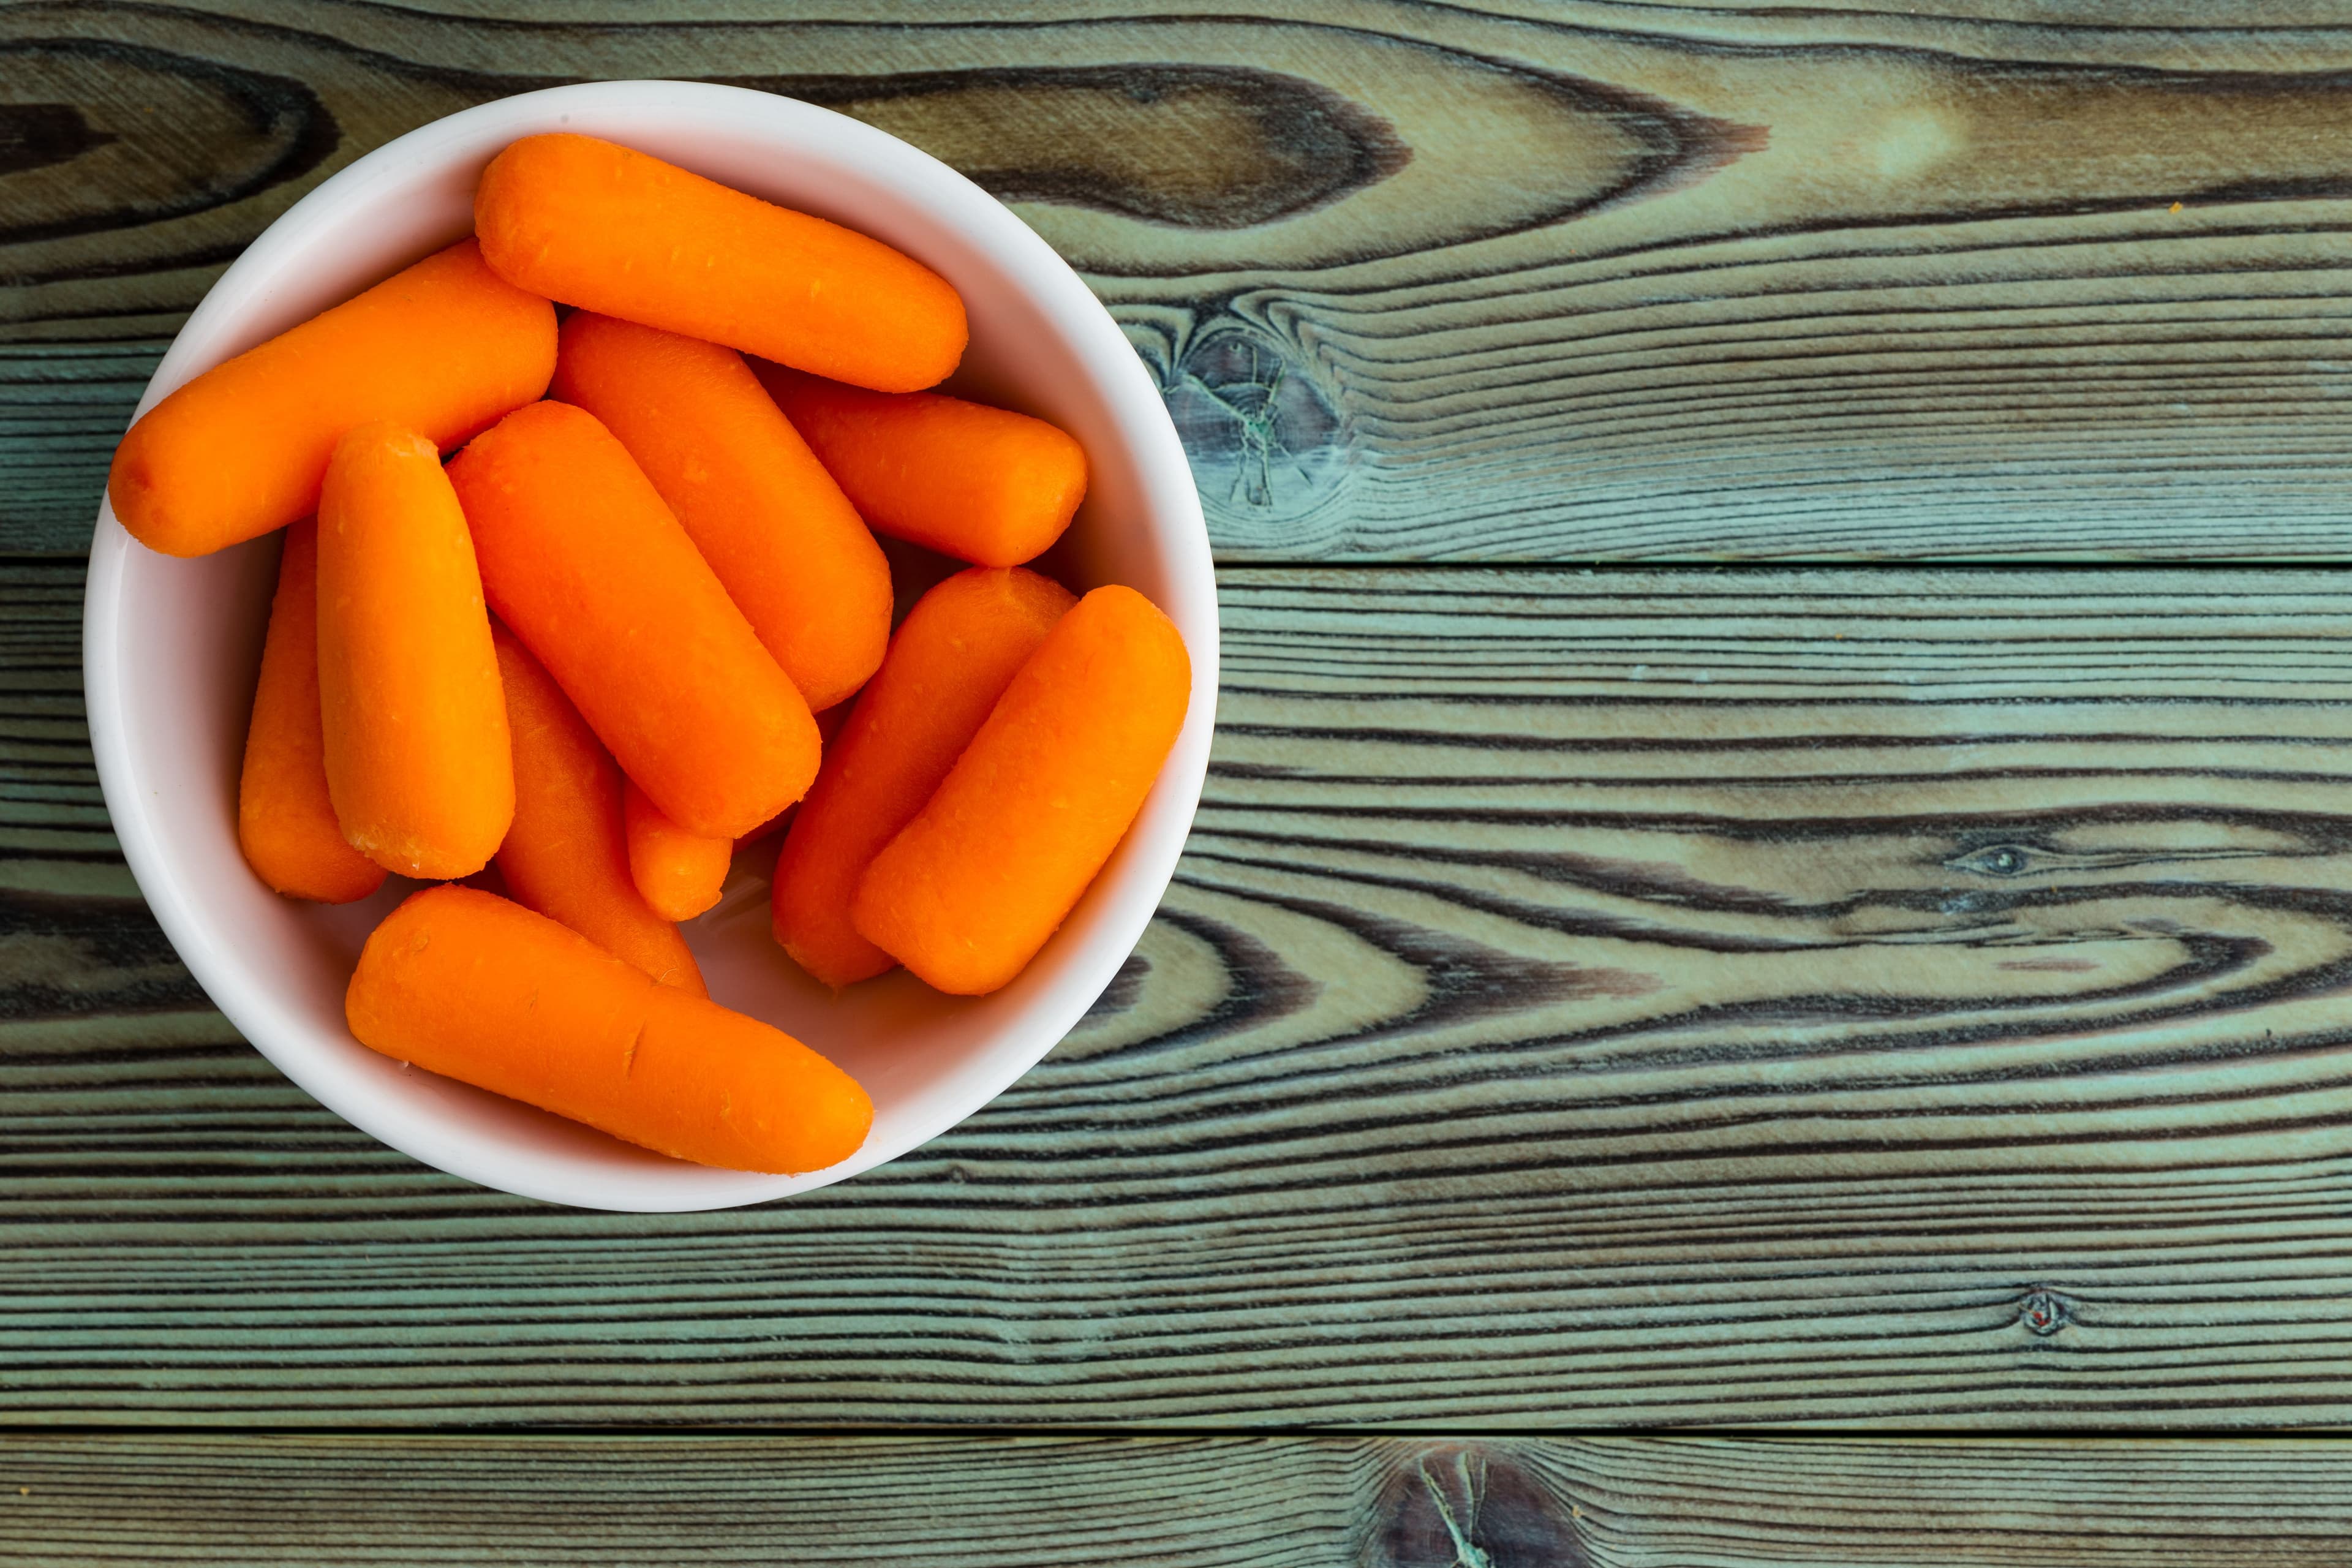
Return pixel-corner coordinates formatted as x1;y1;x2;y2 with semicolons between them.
108;241;555;559
315;423;512;880
552;313;892;710
624;779;731;923
755;366;1087;568
236;520;387;904
347;885;872;1174
476;134;965;393
851;585;1188;995
493;622;705;995
448;400;818;840
774;568;1076;987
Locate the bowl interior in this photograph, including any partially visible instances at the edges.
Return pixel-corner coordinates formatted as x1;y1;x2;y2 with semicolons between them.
84;82;1215;1211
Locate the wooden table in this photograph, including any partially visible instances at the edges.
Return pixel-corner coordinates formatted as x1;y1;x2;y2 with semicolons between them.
11;2;2352;1559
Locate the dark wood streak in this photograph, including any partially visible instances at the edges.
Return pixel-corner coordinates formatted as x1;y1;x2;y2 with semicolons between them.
0;102;116;178
0;35;339;252
837;21;1771;273
733;64;1416;230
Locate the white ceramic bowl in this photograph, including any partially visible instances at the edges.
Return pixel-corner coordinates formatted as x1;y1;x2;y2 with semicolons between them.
82;81;1216;1212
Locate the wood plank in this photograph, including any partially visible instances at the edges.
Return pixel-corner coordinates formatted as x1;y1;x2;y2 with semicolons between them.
4;1433;2352;1564
17;562;2352;1425
9;1434;1364;1568
10;2;2352;558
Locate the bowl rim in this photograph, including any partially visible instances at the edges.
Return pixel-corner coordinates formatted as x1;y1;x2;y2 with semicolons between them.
81;79;1218;1211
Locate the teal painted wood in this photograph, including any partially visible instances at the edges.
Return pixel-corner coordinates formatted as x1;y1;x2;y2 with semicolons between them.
14;562;2352;1425
10;2;2352;558
5;1434;2352;1564
0;346;162;553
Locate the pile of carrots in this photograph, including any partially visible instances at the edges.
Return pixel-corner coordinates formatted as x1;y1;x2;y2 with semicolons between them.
110;134;1192;1177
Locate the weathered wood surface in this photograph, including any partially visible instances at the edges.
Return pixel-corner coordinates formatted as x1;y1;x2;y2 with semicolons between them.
6;1433;2352;1565
12;1;2352;559
15;561;2352;1425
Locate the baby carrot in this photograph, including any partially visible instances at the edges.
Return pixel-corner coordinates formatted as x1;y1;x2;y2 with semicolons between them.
493;623;704;995
316;423;512;880
448;400;819;840
774;568;1076;988
756;366;1087;568
553;313;892;710
108;240;555;558
624;779;731;924
851;585;1189;995
347;885;872;1174
476;134;965;393
236;519;386;904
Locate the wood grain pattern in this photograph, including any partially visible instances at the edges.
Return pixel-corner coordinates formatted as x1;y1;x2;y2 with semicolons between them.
16;562;2352;1426
10;2;2352;557
4;1433;2352;1564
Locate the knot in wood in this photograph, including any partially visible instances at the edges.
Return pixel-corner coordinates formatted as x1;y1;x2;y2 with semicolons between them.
1949;842;2040;878
1365;1444;1585;1568
1164;317;1348;532
2018;1287;2073;1337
